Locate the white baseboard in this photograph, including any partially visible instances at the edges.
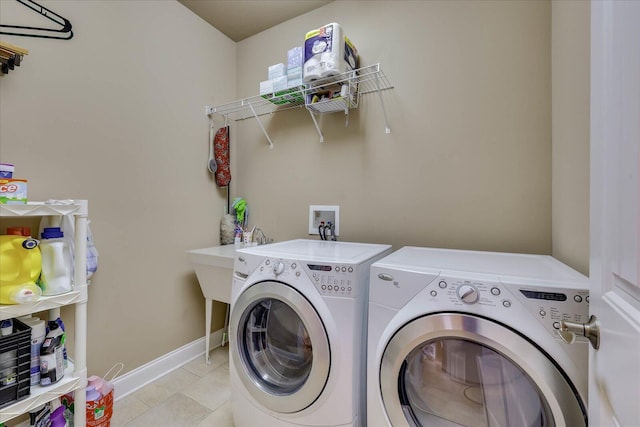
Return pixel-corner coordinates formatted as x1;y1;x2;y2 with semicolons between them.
112;328;225;401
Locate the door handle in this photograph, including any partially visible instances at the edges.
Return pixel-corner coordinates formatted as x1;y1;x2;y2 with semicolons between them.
559;314;600;350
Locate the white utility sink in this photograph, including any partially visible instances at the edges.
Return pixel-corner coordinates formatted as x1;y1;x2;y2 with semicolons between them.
186;244;240;303
186;243;255;364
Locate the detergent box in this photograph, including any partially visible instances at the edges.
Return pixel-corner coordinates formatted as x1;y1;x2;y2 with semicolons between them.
0;179;27;204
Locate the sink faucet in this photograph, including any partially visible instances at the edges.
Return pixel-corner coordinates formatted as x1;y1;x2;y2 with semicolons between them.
253;227;271;245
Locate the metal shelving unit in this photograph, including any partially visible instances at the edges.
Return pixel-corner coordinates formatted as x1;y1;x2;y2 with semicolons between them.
0;200;88;427
208;63;393;146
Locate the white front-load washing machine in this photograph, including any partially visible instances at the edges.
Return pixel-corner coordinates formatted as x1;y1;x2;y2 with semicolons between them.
367;247;589;427
230;239;392;427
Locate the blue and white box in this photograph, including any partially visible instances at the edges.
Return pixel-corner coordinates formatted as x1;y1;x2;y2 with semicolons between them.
287;46;303;71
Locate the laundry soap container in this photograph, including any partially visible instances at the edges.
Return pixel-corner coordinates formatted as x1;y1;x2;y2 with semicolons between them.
39;227;72;296
0;235;42;304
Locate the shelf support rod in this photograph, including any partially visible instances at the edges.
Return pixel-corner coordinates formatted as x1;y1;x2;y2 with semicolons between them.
248;102;274;149
308;110;324;143
374;71;391;134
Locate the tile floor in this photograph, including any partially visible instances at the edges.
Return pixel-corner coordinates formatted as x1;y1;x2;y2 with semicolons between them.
111;346;233;427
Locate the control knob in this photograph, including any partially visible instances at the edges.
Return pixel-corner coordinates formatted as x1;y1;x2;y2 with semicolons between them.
457;284;479;304
273;261;285;276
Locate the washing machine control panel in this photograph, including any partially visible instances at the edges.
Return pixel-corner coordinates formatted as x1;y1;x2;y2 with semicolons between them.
254;258;359;298
306;263;358;298
428;277;590;340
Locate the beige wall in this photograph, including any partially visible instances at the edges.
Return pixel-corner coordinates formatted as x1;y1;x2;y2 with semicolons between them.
234;1;553;254
0;0;590;379
0;1;236;376
551;0;590;275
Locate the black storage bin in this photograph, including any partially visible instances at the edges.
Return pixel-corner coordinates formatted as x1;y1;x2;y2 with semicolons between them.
0;318;31;408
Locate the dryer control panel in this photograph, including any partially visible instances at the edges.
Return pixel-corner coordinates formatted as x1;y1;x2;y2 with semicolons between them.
428;277;590;341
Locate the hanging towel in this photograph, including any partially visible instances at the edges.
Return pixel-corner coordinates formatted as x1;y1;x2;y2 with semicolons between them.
214;126;231;187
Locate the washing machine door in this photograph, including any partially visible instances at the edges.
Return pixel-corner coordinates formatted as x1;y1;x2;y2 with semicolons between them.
231;280;330;414
380;313;587;427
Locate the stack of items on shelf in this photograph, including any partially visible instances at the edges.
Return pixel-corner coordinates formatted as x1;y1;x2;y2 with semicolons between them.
303;22;359;83
0;165;98;306
0;316;68;408
260;46;306;105
258;22;360;109
0;198;91;427
0;41;28;76
0;224;72;305
303;22;360;110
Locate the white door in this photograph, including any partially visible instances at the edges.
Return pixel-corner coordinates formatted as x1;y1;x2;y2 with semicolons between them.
589;1;640;425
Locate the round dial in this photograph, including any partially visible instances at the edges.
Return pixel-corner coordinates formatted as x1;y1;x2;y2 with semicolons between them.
273;261;285;276
457;284;479;304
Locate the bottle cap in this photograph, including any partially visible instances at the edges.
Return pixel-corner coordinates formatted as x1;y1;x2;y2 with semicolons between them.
86;385;101;401
0;319;12;336
6;226;30;236
6;227;21;235
88;375;104;393
41;227;64;239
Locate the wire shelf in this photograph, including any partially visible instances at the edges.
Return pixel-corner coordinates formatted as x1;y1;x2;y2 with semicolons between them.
211;63;393;121
212;88;306;121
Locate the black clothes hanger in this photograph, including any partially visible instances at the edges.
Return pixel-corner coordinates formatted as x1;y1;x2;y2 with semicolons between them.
0;0;73;40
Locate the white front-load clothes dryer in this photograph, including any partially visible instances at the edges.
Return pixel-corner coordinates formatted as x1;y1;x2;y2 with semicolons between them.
367;247;590;427
230;239;391;427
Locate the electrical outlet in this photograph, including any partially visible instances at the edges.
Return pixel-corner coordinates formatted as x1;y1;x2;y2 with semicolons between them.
309;205;340;235
205;106;214;116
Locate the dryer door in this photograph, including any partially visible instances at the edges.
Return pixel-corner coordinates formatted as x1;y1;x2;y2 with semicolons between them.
380;313;587;427
231;280;330;414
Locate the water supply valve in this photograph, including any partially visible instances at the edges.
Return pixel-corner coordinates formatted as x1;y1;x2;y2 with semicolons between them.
559;315;600;350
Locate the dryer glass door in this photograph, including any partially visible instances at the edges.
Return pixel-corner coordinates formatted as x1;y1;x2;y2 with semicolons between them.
232;280;330;414
380;313;587;427
401;339;551;426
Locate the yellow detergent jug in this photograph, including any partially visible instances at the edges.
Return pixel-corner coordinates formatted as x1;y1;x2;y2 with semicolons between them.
0;235;42;304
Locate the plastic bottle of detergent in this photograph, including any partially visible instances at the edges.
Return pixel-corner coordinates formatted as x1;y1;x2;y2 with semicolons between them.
0;234;42;304
40;321;65;386
39;227;72;296
49;405;68;427
86;384;103;423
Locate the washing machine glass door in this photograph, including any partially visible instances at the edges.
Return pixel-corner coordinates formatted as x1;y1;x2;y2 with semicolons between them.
232;280;330;414
380;313;587;427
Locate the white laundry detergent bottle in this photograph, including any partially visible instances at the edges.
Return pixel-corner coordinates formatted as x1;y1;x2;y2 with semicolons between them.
39;227;72;296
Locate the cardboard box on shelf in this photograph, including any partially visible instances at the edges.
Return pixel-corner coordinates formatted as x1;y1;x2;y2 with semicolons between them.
0;179;27;204
268;63;285;80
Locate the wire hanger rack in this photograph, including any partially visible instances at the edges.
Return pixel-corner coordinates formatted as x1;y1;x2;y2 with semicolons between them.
0;41;28;75
0;0;73;40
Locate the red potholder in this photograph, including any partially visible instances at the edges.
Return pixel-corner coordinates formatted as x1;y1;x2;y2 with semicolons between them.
214;126;231;187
